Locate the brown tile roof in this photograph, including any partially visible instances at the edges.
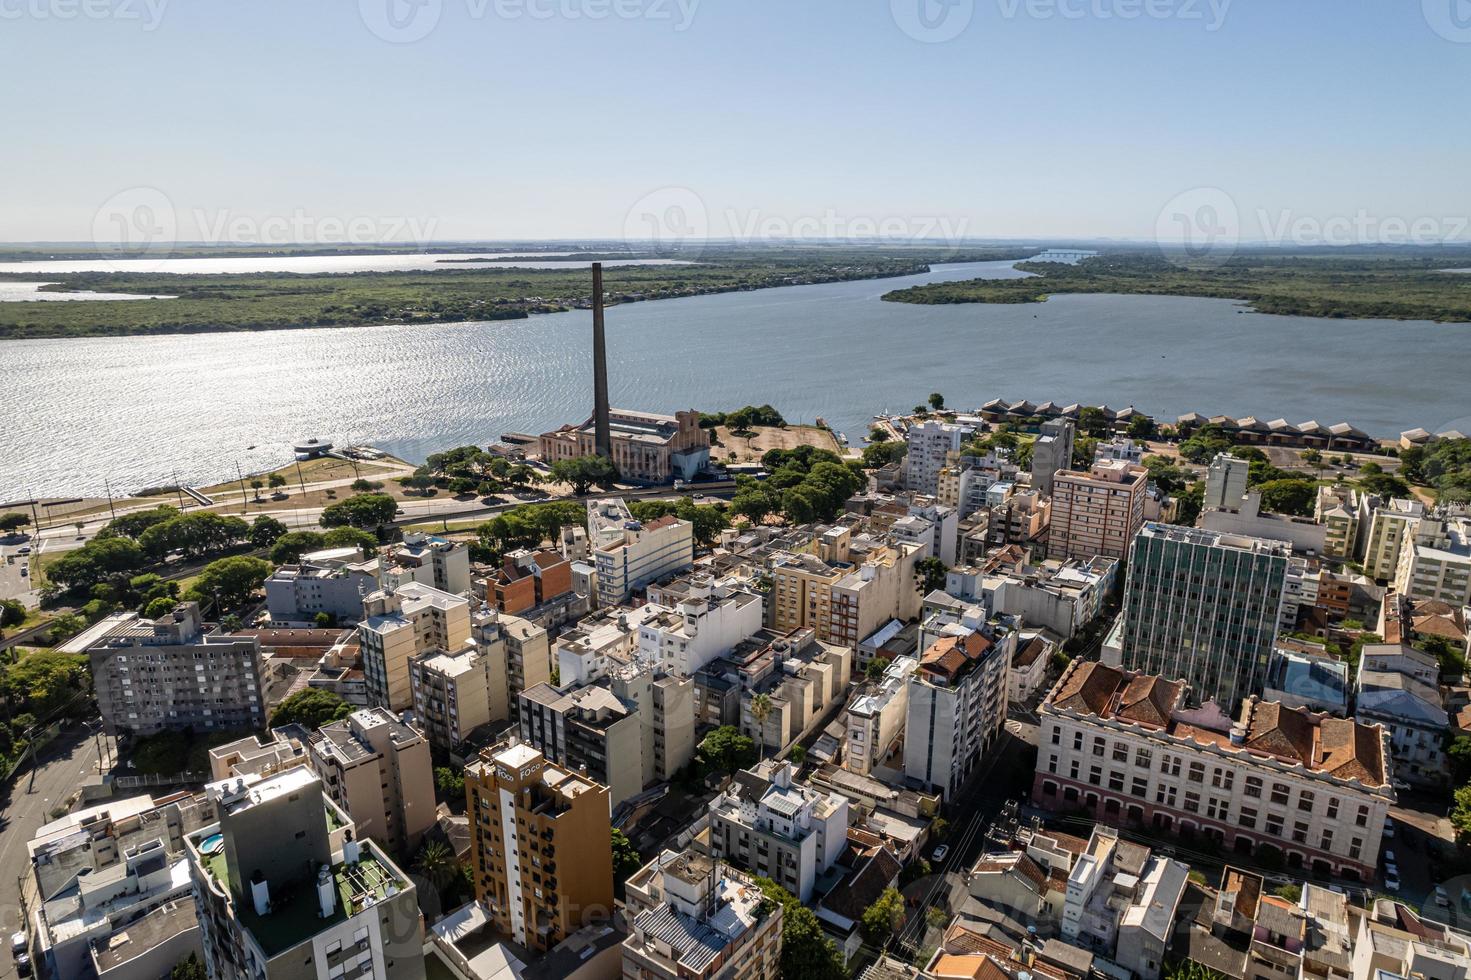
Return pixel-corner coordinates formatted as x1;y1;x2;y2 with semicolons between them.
1243;701;1316;764
1318;717;1384;783
1116;674;1185;727
1050;660;1125;716
942;923;1014;960
1014;636;1048;669
820;847;903;921
1243;700;1386;784
920;632;993;683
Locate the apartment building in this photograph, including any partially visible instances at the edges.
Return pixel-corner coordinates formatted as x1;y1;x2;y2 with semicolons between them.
1048;459;1148;563
556;604;664;686
987;489;1052;552
388;532;472;596
186;768;425;980
951;555;1118;641
491;548;574;616
902;615;1013;799
737;628;853;757
1034;660;1395;880
518;682;644;806
636;576;765;677
357;582;471;711
1063;825;1188;980
1200;454;1328;555
1119;524;1291;712
465;742;615;952
1316;485;1372;561
938;450;1021;520
845;655;917;776
1355;643;1449;787
27;792;220;980
538;407;711;483
77;603;265;737
770;537;923;649
708;759;849;902
306;708;436;856
622;848;783;980
589;498;695;605
1395;516;1471;605
1364;498;1426;581
263;550;379;626
1031;418;1077;497
1352;899;1471;980
408;607;551;750
905;419;974;496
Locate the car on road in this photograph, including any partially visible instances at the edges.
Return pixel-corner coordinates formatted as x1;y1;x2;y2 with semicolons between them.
17;545;31;555
1436;885;1451;907
1385;849;1397;865
10;932;26;955
1383;819;1395;839
931;844;950;863
15;952;32;977
1385;872;1401;892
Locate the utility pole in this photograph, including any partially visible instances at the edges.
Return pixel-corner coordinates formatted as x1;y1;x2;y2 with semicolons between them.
103;477;117;521
236;461;249;514
172;470;186;511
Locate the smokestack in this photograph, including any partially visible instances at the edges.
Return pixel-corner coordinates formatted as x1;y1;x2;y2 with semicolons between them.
592;262;612;460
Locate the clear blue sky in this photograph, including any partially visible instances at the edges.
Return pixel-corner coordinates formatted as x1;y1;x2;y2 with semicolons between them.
3;0;1468;243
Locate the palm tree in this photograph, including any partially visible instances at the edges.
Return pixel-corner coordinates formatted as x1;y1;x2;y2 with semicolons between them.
415;839;457;895
749;693;772;761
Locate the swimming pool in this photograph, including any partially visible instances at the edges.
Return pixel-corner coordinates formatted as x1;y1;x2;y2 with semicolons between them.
200;833;224;856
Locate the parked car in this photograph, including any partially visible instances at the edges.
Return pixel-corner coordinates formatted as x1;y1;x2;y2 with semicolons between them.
1386;873;1401;892
17;545;31;555
1392;778;1411;792
1436;885;1451;907
15;952;31;977
1385;850;1397;865
1383;819;1395;839
931;844;950;863
10;932;26;956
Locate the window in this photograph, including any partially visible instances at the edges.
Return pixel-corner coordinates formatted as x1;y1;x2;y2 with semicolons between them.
1321;829;1334;850
1074;731;1084;751
1135;747;1153;769
1132;777;1149;798
1051;727;1061;746
1348;838;1362;861
1089;765;1102;786
1207;798;1230;821
1113;743;1129;762
1270;783;1290;806
1188;762;1205;783
1326;797;1339;819
1183;791;1201;813
1109;771;1125;792
1239;807;1258;829
1266;815;1284;837
1355;806;1369;828
1298;790;1315;812
1244;776;1262;798
1292;821;1309;844
1093;737;1106;757
1211;768;1234;791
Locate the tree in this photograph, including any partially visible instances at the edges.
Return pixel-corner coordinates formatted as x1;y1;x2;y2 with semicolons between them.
97;505;180;541
0;598;24;628
415;839;459;895
323;526;379;554
1257;479;1317;517
1179;424;1234;464
189;555;271;609
271;689;353;729
862;440;907;469
268;473;288;491
171;953;208;980
314;612;337;628
435;766;466;799
868;427;890;443
1127;414;1157;440
1171;482;1205;527
46;613;86;646
47;537;145;590
1300;449;1323;464
928;392;945;410
0;649;91;717
249;515;288;548
612;828;643;886
351;478;384;492
916;556;948;594
1166;962;1228;980
1452;784;1471;842
862;886;906;941
1273;883;1302;903
250;478;265;496
0;512;29;534
320;493;398;529
549;455;618;495
1449;735;1471;785
866;656;892;683
699;725;756;775
1361;472;1412;498
144;596;176;619
271;530;326;564
788;744;807;766
1077;406;1110;437
755;878;847;980
749;693;773;760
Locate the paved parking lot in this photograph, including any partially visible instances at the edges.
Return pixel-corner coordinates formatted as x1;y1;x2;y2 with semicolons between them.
0;538;39;608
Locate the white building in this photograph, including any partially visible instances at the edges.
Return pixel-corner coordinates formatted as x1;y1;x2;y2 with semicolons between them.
902;612;1014;799
556;604;664;687
707;759;849;902
845;655;917;776
1364;498;1427;581
1395;517;1471;606
263;550;379;626
905;420;973;496
1035;660;1396;881
357;581;471;711
636;577;764;677
589;498;695;605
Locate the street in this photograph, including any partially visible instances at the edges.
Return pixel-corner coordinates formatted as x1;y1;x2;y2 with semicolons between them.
0;728;103;980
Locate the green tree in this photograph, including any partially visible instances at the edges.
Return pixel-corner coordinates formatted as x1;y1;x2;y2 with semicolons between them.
1449;735;1471;784
435;766;466;800
271;530;327;564
862;440;907;469
46;613;86;646
249;515;288;548
867;427;890;443
1361;472;1412;498
788;744;807;766
0;512;29;533
749;693;773;760
47;537;146;590
268;473;288;491
170;953;208;980
320;493;398;529
97;505;180;540
1127;414;1157;440
1166;961;1227;980
1300;449;1323;464
189;556;272;609
1273;883;1302;903
612;828;643;886
861;887;906;941
916;556;948;594
548;455;619;495
1257;479;1317;517
1179;424;1234;464
928;392;945;410
0;649;91;717
754;878;847;980
314;612;337;628
1171;482;1205;527
270;688;353;729
1077;406;1110;437
323;526;379;554
1451;784;1471;842
144;596;177;619
866;657;891;682
0;598;25;628
699;725;756;775
415;839;459;895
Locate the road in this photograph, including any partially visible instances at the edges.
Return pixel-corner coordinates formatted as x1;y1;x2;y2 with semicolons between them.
0;541;38;608
0;726;104;980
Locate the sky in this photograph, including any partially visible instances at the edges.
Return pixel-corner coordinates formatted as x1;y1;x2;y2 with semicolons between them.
2;0;1469;245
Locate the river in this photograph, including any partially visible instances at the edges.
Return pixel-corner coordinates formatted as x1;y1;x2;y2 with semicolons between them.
4;259;1469;498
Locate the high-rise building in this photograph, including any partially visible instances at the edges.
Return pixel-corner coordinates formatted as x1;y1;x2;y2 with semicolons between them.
588;498;695;605
1119;524;1291;711
1363;498;1426;581
1048;460;1149;562
73;603;266;737
622;848;784;980
905;420;973;496
465;742;615;953
1030;418;1076;496
357;582;471;711
187;768;425;980
517;682;645;806
388;532;472;596
306;708;436;857
1394;517;1471;606
491;549;574;616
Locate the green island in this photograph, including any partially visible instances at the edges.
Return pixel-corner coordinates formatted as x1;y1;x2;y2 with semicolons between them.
881;251;1471;322
0;246;1033;340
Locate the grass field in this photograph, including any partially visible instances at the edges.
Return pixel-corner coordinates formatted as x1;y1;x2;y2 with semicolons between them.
882;252;1471;322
